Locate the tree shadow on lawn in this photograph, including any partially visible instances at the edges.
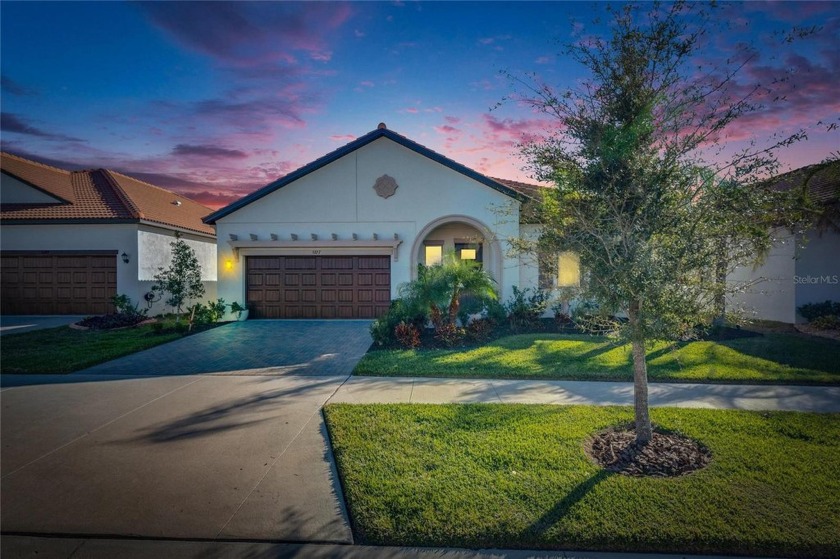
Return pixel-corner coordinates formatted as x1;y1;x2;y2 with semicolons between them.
717;334;840;374
521;468;613;540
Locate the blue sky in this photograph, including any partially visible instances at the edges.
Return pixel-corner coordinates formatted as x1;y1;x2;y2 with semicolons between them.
2;1;838;208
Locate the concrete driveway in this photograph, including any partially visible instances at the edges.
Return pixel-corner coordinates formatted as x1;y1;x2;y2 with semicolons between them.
1;320;373;543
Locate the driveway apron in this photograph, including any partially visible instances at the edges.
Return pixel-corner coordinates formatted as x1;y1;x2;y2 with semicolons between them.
1;320;372;543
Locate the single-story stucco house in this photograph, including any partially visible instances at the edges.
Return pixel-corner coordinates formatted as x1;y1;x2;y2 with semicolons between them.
0;152;217;315
203;124;550;319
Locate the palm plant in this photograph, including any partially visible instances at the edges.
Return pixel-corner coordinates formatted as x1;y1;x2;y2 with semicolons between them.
399;252;497;328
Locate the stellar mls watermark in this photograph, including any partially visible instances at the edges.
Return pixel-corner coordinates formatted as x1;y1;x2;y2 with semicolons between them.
793;275;839;285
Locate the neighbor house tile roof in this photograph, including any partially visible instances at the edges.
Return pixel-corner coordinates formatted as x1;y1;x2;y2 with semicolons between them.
771;160;840;205
1;152;215;236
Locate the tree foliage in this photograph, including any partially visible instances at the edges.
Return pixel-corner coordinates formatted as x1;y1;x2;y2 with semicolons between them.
152;233;205;315
512;1;819;443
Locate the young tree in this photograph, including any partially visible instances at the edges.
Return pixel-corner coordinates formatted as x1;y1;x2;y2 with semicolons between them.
152;233;205;315
514;2;818;444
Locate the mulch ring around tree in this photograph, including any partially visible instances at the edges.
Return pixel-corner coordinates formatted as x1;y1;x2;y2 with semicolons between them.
585;425;712;477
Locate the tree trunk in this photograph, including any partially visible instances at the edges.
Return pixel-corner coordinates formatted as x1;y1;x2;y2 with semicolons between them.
628;300;652;445
713;240;727;326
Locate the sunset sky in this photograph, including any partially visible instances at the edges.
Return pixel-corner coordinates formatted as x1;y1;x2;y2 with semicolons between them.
2;1;838;209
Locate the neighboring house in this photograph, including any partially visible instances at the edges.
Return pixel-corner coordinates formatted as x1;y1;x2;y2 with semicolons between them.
204;124;553;319
1;152;217;315
727;161;840;323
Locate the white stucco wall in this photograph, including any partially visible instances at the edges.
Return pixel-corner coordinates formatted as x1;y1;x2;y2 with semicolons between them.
214;136;522;309
136;226;218;314
1;174;63;204
726;229;797;323
1;223;217;315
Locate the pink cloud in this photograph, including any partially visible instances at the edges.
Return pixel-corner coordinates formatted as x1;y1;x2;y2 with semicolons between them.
401;107;419;114
330;134;356;141
139;3;352;69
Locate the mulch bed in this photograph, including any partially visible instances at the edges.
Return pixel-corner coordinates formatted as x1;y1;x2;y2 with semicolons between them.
586;426;712;477
75;314;149;330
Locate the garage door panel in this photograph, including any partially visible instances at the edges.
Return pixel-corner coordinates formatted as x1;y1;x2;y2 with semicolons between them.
246;255;390;319
0;253;117;315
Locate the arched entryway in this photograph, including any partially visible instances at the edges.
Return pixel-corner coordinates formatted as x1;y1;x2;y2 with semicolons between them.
410;215;503;289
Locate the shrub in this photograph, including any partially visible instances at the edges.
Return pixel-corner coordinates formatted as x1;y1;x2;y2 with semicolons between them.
371;299;426;347
798;300;840;322
811;314;840;330
484;299;508;324
466;317;496;343
150;321;165;334
434;323;466;347
505;286;550;331
174;321;189;334
111;294;148;317
395;321;421;349
206;298;226;322
230;301;247;319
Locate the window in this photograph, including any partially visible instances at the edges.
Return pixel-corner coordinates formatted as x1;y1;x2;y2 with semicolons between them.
455;242;483;264
557;251;581;287
424;241;443;266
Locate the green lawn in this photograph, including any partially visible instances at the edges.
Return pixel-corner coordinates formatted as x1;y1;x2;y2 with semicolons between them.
0;325;183;374
355;332;840;384
325;403;840;557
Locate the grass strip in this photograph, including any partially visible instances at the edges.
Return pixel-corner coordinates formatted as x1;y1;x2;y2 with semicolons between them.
1;325;182;374
324;403;840;557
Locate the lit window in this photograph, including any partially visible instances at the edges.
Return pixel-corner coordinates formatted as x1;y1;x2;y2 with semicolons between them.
557;251;580;287
425;244;443;266
455;242;483;265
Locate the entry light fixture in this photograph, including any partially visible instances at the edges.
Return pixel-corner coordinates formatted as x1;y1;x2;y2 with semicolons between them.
121;252;130;264
225;259;234;271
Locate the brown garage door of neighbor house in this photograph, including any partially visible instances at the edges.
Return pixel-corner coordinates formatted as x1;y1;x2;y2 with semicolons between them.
0;252;117;315
247;255;391;319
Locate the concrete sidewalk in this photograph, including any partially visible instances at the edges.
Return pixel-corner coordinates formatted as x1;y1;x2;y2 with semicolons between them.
329;376;840;412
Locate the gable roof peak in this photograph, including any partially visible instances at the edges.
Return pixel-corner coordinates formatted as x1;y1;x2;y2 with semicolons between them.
204;125;526;224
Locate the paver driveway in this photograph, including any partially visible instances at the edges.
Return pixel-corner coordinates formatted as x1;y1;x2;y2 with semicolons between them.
78;319;374;376
1;320;372;543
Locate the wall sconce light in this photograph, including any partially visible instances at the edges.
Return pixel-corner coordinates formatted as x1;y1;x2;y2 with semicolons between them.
121;252;130;264
225;259;234;271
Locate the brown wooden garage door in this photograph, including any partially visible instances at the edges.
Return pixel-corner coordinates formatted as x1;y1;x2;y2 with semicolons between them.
247;255;391;319
0;252;117;315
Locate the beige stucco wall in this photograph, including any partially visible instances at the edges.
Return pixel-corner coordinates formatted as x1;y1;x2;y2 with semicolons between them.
1;223;217;315
214;136;522;309
1;173;63;204
726;229;797;323
793;229;840;321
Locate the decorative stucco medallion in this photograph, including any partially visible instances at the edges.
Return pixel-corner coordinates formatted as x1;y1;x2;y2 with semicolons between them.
373;174;399;199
